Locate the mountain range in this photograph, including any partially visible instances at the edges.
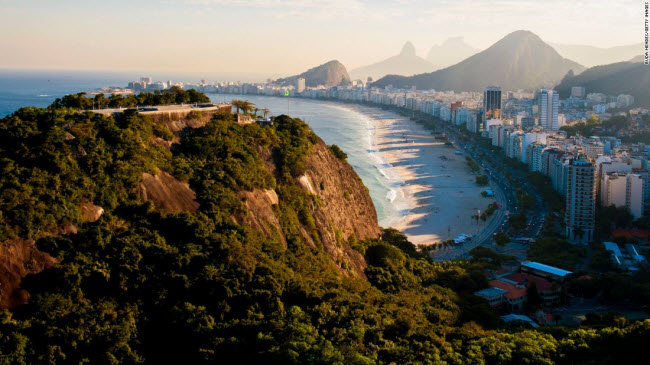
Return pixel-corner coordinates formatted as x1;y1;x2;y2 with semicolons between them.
349;42;437;81
555;58;650;107
550;42;644;68
372;30;586;92
274;60;350;88
426;37;480;69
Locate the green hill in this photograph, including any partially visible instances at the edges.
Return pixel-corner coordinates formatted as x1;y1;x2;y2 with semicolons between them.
555;60;650;107
0;92;649;363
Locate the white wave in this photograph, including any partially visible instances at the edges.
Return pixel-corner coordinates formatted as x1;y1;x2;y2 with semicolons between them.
385;189;397;202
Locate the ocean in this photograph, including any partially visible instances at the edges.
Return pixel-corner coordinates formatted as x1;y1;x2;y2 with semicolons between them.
0;71;406;226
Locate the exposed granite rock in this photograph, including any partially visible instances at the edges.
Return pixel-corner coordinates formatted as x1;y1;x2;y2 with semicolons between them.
138;172;200;213
79;202;104;222
0;238;56;308
238;139;380;278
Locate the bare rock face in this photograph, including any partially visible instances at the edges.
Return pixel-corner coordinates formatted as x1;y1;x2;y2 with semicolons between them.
241;139;380;278
299;140;380;277
233;189;286;246
0;238;56;308
138;172;199;213
79;202;104;222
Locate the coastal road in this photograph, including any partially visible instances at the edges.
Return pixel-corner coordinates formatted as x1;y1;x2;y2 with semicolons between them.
431;132;511;261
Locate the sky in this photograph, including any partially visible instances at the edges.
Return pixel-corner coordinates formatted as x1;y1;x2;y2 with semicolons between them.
0;0;643;78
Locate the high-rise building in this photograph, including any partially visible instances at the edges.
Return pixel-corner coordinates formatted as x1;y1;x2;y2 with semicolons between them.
570;86;586;99
483;86;501;130
295;78;306;93
521;116;536;130
565;156;596;244
539;89;559;131
601;172;645;219
140;76;152;84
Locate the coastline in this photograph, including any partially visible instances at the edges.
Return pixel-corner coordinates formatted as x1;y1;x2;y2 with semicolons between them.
346;105;492;245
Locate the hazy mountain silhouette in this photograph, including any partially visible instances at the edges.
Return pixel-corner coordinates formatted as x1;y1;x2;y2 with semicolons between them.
550;42;644;67
349;42;437;81
555;60;650;107
630;55;645;63
274;60;351;88
372;30;585;92
426;37;480;69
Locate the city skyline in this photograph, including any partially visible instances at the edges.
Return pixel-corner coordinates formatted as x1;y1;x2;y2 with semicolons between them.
0;0;643;75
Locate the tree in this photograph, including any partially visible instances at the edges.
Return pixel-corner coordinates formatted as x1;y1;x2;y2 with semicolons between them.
328;144;347;161
475;175;488;186
231;99;255;115
526;282;542;309
262;108;270;118
572;224;585;242
493;231;510;246
508;212;527;231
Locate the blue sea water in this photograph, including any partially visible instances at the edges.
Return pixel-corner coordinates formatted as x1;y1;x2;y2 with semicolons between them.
0;71;404;225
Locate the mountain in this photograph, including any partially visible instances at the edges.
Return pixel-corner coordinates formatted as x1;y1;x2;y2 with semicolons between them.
630;55;645;63
349;42;437;81
274;60;350;88
426;37;480;69
550;42;644;67
555;60;650;107
372;30;586;92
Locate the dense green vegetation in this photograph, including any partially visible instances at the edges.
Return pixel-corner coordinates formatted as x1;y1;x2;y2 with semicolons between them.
328;144;347;161
52;86;210;110
527;237;586;270
1;99;650;364
476;174;488;186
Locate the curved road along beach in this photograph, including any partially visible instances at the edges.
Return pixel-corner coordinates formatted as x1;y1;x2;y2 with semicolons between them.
352;105;508;257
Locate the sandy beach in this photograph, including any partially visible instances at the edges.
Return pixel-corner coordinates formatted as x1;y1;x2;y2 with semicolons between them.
352;106;496;245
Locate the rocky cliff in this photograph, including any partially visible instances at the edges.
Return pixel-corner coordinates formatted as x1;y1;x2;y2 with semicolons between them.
140;132;379;278
232;139;379;277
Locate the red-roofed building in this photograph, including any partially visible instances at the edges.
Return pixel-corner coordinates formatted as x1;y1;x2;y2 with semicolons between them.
503;273;561;307
488;279;527;311
612;229;649;244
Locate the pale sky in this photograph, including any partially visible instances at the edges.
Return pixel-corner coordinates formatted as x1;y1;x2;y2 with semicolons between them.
0;0;642;77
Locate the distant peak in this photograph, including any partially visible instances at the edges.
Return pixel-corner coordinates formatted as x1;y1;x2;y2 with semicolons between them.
401;41;416;56
503;30;539;41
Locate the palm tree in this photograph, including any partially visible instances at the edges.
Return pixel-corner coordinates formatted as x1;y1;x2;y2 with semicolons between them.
262;108;270;118
231;99;245;114
573;224;585;243
231;99;255;115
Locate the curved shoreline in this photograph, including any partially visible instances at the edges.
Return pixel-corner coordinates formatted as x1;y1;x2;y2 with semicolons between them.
341;105;491;245
209;94;496;245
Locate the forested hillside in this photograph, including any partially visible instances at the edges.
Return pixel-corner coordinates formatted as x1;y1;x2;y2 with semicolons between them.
0;93;649;364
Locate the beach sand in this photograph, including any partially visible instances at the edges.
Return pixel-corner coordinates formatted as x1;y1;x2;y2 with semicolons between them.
353;106;496;245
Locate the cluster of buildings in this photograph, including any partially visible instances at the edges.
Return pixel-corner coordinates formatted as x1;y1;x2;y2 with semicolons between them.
475;261;572;312
208;79;649;245
111;76;649;246
485;117;650;243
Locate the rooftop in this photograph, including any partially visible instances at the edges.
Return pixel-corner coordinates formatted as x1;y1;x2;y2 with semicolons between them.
91;103;231;116
475;287;507;298
503;273;553;291
521;261;572;277
501;314;539;328
489;279;527;299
